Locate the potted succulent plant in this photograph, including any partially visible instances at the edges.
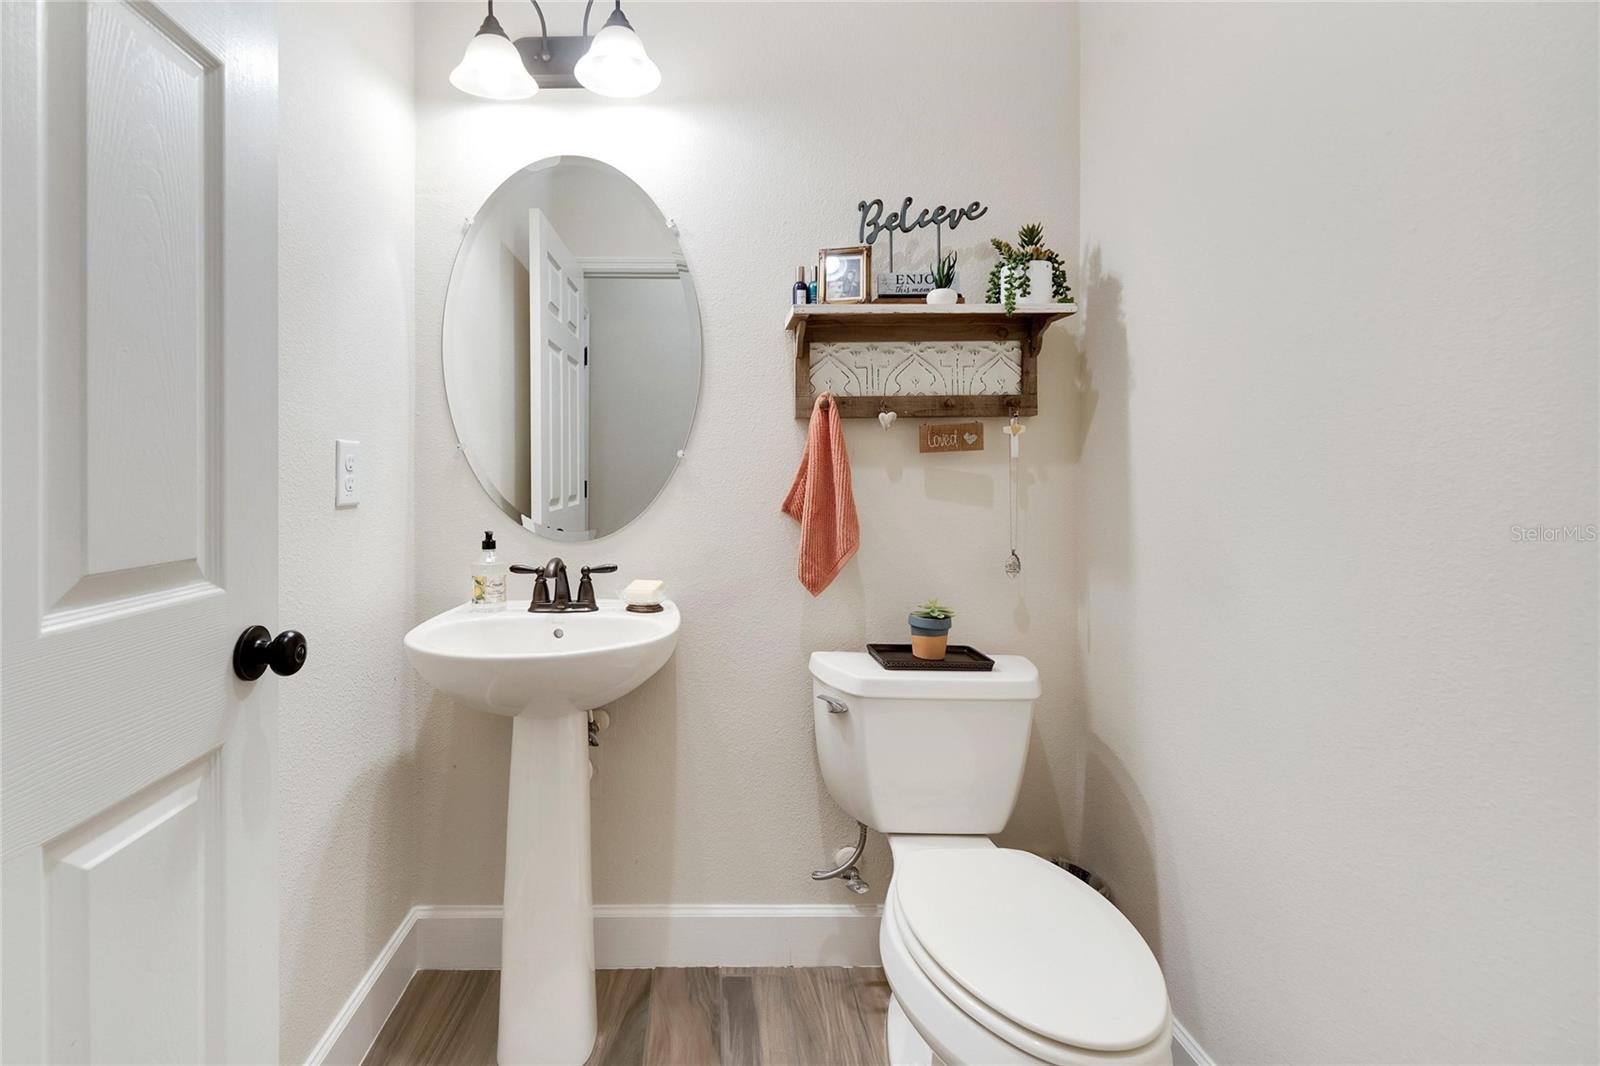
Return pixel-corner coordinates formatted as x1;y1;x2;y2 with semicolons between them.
986;223;1073;313
926;251;958;305
908;599;955;660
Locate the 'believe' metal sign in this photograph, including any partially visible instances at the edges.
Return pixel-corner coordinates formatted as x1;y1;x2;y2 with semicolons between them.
857;196;989;269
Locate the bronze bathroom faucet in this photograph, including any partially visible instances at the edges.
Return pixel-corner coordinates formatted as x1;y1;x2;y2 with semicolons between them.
510;558;617;612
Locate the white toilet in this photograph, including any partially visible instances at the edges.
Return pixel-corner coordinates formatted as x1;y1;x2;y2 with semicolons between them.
810;652;1173;1066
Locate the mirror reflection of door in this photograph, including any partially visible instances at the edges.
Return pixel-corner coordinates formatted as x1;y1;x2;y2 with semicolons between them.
528;209;591;538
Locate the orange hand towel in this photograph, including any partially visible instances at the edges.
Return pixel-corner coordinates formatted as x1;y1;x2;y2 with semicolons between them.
782;392;860;596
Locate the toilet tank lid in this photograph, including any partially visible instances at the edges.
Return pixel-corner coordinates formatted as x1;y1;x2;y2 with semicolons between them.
809;652;1040;699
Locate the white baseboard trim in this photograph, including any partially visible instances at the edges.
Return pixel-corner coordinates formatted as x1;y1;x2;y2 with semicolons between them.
304;902;884;1065
303;906;420;1066
307;902;1204;1066
595;903;884;969
1171;1017;1215;1066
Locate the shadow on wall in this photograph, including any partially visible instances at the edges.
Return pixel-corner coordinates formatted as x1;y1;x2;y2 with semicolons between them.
1075;245;1131;585
1071;247;1172;959
1070;248;1199;1009
1079;738;1163;960
995;715;1068;861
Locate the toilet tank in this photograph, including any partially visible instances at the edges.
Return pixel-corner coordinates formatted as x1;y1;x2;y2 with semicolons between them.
809;652;1040;835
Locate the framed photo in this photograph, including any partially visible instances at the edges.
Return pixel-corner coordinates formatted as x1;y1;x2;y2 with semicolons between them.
819;245;871;303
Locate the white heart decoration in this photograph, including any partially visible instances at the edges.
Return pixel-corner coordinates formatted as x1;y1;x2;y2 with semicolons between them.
878;410;897;430
963;432;979;445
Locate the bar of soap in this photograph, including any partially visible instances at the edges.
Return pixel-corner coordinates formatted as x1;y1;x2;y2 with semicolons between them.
623;578;665;606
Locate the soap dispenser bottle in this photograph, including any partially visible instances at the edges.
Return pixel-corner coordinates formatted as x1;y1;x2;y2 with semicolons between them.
471;531;506;610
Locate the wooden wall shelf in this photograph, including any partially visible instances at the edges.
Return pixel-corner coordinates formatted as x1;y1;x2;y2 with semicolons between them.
785;302;1077;419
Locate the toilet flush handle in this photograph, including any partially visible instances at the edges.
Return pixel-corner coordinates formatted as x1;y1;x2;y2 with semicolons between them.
819;694;849;715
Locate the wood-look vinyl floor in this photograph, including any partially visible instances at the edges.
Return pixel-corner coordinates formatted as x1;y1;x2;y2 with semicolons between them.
362;967;892;1066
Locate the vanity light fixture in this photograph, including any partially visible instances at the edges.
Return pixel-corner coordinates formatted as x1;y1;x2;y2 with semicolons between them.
450;2;540;100
450;0;661;102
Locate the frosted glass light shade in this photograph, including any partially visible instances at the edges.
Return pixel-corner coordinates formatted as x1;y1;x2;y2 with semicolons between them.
451;30;539;101
574;23;661;98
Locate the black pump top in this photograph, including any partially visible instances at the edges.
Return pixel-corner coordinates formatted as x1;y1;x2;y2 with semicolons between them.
482;531;496;550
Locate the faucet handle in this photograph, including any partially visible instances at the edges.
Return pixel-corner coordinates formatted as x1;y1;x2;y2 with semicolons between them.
509;564;552;607
575;564;617;610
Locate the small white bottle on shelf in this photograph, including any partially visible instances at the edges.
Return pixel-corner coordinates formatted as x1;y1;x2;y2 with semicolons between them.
470;531;506;610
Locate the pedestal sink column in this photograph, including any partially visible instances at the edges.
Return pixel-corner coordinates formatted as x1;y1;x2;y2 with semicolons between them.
499;709;596;1065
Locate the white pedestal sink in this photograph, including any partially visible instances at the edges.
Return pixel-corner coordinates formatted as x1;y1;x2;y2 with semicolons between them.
404;599;680;1065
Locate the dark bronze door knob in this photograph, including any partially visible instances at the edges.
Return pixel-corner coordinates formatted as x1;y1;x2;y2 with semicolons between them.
233;626;308;681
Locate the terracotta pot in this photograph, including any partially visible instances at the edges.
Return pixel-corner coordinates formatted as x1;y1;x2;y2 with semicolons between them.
908;612;953;661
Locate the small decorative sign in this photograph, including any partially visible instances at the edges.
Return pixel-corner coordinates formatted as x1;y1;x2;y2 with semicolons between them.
875;268;959;300
919;421;985;454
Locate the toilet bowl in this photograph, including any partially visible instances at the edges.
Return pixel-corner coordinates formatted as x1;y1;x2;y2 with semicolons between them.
880;837;1170;1066
809;653;1173;1066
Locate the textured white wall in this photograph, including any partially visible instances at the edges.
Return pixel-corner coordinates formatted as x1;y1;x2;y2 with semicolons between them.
1075;4;1598;1062
411;1;1082;908
277;4;416;1062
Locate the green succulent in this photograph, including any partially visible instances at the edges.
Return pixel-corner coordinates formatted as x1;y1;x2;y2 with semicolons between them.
912;599;955;620
929;251;958;290
986;223;1073;314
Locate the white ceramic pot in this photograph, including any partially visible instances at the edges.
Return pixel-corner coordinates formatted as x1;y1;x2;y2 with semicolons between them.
1002;260;1057;307
926;287;958;305
1024;260;1054;304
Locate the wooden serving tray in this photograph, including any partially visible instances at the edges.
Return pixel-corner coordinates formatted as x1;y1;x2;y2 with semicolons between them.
867;643;995;671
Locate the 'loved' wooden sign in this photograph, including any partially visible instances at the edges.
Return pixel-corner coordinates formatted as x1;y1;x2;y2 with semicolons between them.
919;421;984;454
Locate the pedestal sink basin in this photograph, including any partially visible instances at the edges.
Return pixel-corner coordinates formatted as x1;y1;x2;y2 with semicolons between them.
404;600;679;1064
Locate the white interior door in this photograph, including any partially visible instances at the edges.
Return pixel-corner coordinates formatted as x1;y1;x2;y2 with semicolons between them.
529;208;590;537
1;2;279;1062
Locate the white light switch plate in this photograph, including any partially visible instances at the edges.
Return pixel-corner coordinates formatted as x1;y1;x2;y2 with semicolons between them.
335;439;359;507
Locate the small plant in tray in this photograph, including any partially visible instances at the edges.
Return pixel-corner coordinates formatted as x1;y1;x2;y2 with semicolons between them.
908;599;955;661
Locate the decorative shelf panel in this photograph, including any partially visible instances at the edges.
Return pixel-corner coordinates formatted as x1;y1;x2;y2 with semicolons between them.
809;340;1022;399
785;303;1076;418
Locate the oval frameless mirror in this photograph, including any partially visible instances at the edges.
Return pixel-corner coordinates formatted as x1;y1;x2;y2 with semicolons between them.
443;156;701;541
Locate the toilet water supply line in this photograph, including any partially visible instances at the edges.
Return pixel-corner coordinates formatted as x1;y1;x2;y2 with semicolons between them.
812;822;870;894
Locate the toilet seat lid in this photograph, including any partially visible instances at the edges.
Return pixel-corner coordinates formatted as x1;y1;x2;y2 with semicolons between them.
894;848;1169;1053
